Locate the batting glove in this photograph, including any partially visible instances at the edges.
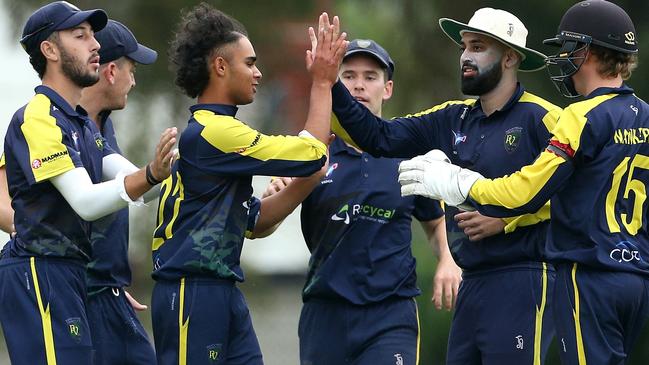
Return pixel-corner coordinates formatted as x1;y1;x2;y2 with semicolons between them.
398;149;484;209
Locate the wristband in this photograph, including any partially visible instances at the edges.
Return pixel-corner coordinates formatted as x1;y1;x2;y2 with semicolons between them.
146;164;162;185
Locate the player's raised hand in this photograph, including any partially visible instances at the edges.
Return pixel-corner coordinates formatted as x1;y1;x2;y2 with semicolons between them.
148;127;178;182
306;12;348;84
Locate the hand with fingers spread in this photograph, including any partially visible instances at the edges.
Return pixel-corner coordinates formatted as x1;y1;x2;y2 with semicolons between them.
306;12;348;85
148;127;179;183
455;210;505;241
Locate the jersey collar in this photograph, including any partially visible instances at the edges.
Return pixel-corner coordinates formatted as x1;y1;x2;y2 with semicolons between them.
34;85;89;118
190;103;238;117
473;82;525;116
586;84;634;98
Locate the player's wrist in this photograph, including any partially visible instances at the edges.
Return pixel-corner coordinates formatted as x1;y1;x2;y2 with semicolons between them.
145;164;163;186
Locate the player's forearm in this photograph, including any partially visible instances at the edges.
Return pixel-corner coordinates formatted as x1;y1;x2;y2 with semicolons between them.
51;168;133;221
303;81;334;144
468;151;573;217
251;177;320;237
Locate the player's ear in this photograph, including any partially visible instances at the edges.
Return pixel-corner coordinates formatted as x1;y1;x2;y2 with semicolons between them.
103;62;118;84
383;79;394;101
503;48;521;70
212;56;227;77
40;40;59;62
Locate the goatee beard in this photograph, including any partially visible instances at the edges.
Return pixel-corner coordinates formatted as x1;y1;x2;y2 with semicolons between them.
461;61;502;96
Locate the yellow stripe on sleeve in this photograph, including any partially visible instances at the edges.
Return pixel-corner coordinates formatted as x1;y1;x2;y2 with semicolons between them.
402;99;477;119
502;203;551;233
533;262;549;365
470;151;565;208
179;278;189;365
30;257;57;365
0;153;5;168
331;114;361;150
21;94;75;182
195;111;327;163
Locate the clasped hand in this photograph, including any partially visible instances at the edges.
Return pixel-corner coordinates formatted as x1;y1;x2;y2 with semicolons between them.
397;150;483;209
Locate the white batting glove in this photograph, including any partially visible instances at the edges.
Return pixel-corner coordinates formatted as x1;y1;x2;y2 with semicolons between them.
398;149;484;208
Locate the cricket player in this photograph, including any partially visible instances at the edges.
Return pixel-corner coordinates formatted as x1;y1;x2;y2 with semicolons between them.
150;4;347;364
265;39;460;365
80;19;158;364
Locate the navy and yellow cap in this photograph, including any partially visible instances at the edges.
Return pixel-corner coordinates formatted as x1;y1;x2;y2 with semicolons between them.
20;1;107;54
95;20;157;65
344;39;395;80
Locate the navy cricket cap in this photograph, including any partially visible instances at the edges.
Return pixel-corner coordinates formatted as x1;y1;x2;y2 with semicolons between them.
20;1;107;54
96;20;157;65
344;39;395;80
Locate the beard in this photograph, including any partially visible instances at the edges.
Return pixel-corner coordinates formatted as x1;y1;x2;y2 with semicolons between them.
60;46;99;88
461;59;503;96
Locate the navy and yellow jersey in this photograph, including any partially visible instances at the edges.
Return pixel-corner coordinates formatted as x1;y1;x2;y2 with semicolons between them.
468;85;649;276
4;86;114;262
87;114;131;289
301;137;443;304
332;80;560;271
151;104;327;281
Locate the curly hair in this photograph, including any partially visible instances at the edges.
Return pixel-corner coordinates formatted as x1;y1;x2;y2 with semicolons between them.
169;3;248;98
590;45;638;80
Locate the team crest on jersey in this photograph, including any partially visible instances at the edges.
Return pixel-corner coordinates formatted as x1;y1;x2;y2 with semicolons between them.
94;133;104;150
206;344;222;362
504;127;523;153
452;130;467;146
65;317;83;343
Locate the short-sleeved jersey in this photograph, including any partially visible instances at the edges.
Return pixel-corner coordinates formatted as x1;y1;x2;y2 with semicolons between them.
152;104;327;281
4;86;114;262
332;81;560;271
87;114;131;288
468;85;649;276
301;137;444;304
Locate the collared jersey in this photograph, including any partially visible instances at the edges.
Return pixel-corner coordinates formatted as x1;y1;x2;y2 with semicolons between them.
87;114;131;288
152;104;327;281
332;81;560;271
468;85;649;276
4;86;114;262
301;137;443;304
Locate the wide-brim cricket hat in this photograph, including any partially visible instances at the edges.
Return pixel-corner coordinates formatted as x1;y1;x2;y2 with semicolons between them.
439;7;547;72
